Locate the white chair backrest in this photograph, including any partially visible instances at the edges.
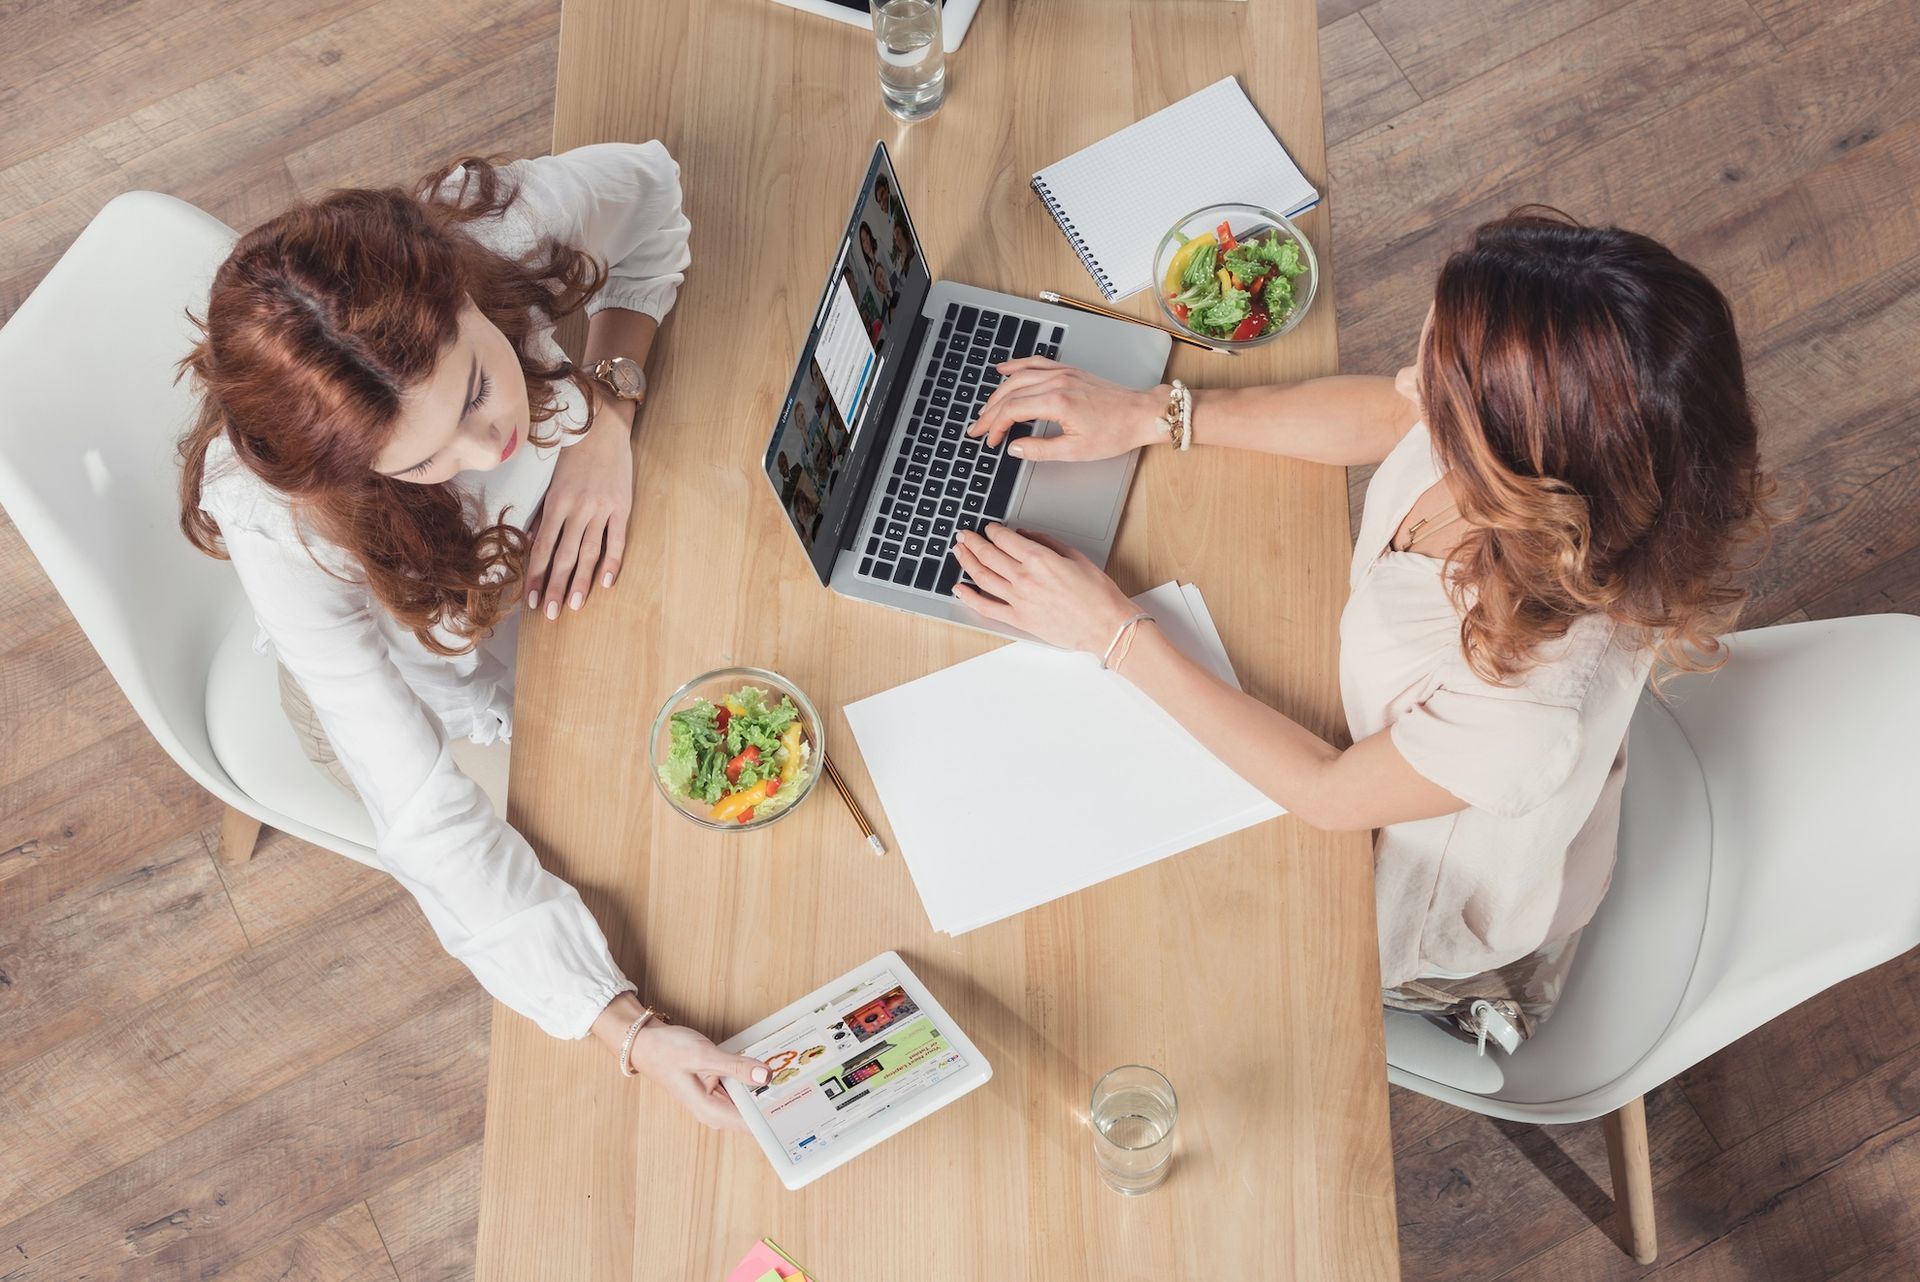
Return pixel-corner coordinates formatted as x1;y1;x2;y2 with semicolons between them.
1633;613;1920;1091
0;192;241;780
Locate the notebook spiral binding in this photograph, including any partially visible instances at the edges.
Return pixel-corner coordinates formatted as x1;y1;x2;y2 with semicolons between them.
1030;175;1119;302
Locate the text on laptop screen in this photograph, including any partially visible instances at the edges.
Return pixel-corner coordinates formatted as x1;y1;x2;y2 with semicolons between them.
766;145;932;576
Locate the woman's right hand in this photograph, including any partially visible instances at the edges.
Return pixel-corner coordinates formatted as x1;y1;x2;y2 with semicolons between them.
967;358;1168;462
627;1022;771;1131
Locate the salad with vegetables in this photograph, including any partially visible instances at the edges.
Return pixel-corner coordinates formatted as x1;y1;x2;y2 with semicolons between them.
1162;220;1310;342
659;686;812;824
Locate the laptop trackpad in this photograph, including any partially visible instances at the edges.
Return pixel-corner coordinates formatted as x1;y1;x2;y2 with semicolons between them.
1013;442;1128;542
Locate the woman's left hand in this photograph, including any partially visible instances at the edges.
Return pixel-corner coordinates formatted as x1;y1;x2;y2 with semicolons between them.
951;524;1139;652
526;392;636;619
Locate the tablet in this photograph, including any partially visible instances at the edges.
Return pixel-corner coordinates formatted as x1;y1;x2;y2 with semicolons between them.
721;951;992;1189
765;0;984;54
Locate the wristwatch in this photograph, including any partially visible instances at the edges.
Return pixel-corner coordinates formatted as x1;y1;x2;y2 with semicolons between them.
588;356;647;403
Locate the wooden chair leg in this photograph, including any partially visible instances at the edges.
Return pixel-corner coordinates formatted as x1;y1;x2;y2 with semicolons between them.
219;806;264;866
1602;1095;1659;1264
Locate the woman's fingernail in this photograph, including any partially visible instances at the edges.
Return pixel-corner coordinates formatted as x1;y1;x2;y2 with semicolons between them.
1009;443;1025;457
545;600;559;620
569;591;583;610
602;571;614;588
528;592;538;609
753;1066;769;1085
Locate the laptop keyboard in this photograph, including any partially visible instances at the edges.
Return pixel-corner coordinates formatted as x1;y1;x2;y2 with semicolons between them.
857;302;1064;596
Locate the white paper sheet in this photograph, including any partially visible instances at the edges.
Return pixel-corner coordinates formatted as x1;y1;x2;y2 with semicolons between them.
844;583;1284;934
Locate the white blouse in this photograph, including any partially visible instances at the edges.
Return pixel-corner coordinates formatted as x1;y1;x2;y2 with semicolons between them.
197;143;690;1038
1341;422;1654;989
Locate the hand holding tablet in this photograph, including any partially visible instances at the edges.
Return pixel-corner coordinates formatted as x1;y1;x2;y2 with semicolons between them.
722;951;992;1189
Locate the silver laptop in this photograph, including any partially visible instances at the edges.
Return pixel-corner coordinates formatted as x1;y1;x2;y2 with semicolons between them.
763;141;1170;639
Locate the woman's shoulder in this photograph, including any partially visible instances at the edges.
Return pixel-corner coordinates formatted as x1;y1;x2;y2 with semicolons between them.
429;143;679;259
1443;611;1641;711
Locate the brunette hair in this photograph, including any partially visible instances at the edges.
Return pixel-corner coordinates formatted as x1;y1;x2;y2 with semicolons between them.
1420;208;1774;684
177;158;606;654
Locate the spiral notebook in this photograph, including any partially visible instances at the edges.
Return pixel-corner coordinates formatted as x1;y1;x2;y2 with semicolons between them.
1030;76;1319;301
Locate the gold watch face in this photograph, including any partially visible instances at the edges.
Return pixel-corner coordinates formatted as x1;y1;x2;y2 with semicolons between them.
601;357;645;399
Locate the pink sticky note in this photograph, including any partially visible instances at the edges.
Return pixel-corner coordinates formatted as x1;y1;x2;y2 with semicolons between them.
726;1242;802;1282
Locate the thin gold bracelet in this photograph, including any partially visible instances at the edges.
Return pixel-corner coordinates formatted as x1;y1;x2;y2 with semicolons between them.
618;1004;664;1078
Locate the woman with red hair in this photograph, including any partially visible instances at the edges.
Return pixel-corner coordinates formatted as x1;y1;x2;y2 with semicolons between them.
954;211;1773;1045
179;144;769;1125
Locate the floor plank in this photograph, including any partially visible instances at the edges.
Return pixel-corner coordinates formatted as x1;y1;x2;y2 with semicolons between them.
1357;0;1637;100
0;829;248;1076
218;1201;401;1282
366;1140;485;1282
1504;1042;1920;1279
0;998;485;1282
1394;1083;1720;1281
1318;14;1422;148
0;883;467;1221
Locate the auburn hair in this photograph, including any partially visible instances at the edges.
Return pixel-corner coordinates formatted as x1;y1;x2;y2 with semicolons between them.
177;158;606;654
1420;208;1775;685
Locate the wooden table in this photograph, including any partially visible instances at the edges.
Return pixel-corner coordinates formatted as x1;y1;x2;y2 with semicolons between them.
477;1;1400;1277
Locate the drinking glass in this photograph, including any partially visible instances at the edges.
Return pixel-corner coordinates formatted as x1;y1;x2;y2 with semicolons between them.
1090;1065;1178;1195
870;0;945;122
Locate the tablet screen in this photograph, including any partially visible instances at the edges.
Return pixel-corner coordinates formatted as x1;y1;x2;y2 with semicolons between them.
737;965;972;1165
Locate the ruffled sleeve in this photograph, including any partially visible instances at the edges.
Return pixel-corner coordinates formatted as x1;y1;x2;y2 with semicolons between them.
504;141;691;322
1391;686;1584;819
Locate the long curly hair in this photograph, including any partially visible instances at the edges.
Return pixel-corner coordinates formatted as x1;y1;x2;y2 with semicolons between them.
177;158;606;654
1421;208;1776;685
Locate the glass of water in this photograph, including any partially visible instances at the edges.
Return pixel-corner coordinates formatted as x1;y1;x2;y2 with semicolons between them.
1090;1065;1178;1195
870;0;945;122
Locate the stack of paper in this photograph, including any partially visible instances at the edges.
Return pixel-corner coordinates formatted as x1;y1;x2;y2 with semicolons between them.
845;583;1284;935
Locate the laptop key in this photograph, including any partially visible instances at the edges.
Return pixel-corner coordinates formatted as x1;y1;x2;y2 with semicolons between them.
892;558;917;586
859;557;874;577
1038;344;1059;359
994;314;1020;346
967;473;992;495
928;535;950;559
990;346;1010;364
887;521;907;541
900;483;920;503
935;554;964;596
867;536;881;555
956;305;979;331
905;536;925;558
1050;325;1065;344
881;541;900;560
914;557;940;591
906;464;926;483
984;457;1023;518
910;517;932;537
916;497;938;518
938;498;960;519
1015;319;1040;356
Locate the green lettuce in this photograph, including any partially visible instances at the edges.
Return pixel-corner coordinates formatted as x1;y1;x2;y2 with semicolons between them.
1189;285;1251;336
1264;274;1296;322
1179;242;1218;290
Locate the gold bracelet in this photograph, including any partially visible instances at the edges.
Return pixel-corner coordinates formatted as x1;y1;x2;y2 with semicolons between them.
618;1004;664;1078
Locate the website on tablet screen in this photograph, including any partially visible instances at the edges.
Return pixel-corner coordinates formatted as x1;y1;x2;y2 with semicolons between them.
740;969;970;1163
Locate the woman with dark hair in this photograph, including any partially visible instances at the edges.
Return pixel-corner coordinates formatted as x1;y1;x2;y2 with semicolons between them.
178;144;770;1123
956;210;1773;1042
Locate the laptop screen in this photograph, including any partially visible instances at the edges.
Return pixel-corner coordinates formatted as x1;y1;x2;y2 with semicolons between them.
765;143;932;581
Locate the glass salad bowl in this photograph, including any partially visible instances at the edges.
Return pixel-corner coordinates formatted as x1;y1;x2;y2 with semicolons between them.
1150;202;1319;350
649;665;824;833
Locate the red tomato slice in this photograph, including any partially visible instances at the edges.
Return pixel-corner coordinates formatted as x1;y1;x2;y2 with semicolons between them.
1215;219;1237;252
715;707;731;736
736;807;756;823
726;744;761;784
1231;314;1267;342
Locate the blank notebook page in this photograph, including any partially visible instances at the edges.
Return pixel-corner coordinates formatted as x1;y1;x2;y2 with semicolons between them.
1031;76;1319;300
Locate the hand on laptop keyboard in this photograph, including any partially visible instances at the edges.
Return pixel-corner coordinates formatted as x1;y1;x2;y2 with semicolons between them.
948;524;1141;654
967;357;1168;462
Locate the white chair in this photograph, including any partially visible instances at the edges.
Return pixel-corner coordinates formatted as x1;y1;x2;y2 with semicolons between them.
0;192;386;867
1384;613;1920;1264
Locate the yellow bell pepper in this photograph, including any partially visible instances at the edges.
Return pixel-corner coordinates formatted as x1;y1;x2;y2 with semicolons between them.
1162;232;1216;296
711;777;776;822
1217;267;1234;296
724;696;748;717
779;723;806;783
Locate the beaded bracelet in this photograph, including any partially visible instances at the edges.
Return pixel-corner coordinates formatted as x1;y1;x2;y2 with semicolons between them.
1159;380;1194;451
618;1004;665;1078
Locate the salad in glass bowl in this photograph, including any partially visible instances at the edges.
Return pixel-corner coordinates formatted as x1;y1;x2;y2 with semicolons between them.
650;667;821;831
1151;203;1318;348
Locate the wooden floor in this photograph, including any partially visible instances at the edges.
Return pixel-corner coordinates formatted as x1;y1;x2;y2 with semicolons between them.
2;0;1917;1277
